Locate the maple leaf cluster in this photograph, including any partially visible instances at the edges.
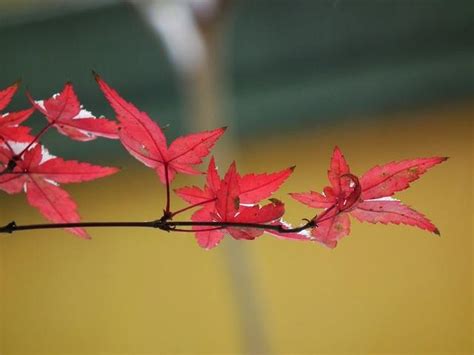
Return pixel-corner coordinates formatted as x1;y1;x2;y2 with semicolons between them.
0;81;119;239
291;147;446;248
174;158;302;249
0;76;447;249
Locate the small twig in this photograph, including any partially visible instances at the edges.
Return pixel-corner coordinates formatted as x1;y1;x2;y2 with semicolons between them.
0;120;55;176
0;138;17;176
170;198;217;218
17;121;54;157
0;159;18;176
167;220;315;233
165;227;224;233
164;163;171;216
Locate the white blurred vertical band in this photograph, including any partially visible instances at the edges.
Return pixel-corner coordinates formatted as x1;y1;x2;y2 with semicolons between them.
131;1;270;353
132;0;208;77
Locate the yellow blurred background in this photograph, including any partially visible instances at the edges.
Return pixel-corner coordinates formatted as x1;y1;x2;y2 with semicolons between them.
1;104;472;354
0;0;473;354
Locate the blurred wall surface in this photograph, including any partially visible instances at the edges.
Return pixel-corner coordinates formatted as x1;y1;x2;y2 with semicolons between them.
0;0;473;354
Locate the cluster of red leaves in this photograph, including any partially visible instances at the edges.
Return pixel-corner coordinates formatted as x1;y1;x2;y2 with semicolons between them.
290;147;447;248
174;157;304;249
0;77;447;249
0;82;118;238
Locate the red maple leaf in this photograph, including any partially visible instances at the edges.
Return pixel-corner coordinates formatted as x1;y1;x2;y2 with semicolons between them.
94;74;226;184
0;82;35;142
28;83;119;141
290;146;447;248
175;157;295;205
175;158;305;249
0;143;118;238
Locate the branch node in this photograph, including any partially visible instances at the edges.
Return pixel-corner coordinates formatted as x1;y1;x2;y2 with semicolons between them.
152;219;164;229
302;218;316;228
152;218;175;232
0;221;17;234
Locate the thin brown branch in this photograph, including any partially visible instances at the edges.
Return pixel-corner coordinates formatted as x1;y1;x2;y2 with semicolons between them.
0;218;315;235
